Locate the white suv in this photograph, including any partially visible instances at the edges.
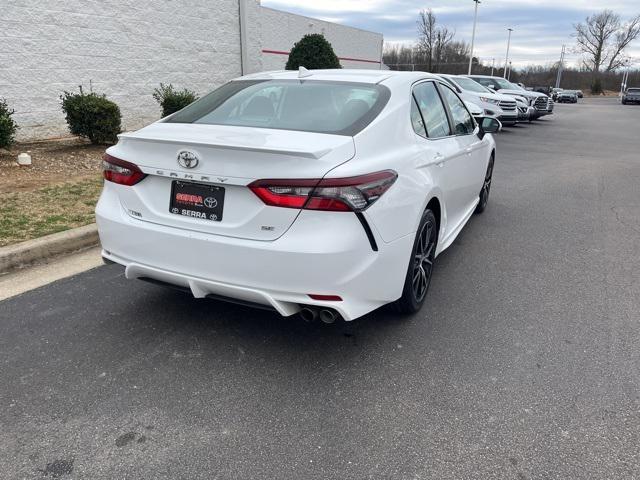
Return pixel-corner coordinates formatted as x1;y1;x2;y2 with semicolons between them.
466;75;553;118
438;74;518;126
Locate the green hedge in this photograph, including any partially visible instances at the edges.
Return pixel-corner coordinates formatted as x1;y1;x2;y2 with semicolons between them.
285;34;342;70
60;88;121;144
0;98;18;149
153;83;198;117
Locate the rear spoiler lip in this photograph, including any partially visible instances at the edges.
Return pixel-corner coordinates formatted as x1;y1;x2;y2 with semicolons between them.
117;133;333;160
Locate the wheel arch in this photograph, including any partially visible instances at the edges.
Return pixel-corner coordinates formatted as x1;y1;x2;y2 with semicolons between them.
426;196;442;234
419;187;445;240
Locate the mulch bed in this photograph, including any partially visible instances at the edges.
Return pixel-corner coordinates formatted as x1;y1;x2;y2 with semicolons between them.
0;138;106;193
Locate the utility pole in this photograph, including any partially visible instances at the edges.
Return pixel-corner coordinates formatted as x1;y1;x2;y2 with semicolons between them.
490;58;495;76
504;28;513;78
555;45;566;88
468;0;481;75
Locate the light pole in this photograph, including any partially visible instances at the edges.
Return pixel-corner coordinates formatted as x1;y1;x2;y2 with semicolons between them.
467;0;481;75
490;58;495;76
507;61;512;80
504;28;513;78
555;44;566;88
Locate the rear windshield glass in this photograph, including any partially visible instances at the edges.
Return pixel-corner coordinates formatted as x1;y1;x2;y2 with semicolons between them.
165;80;390;136
628;88;640;93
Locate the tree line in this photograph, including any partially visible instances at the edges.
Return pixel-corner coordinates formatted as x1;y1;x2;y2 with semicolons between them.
383;8;640;93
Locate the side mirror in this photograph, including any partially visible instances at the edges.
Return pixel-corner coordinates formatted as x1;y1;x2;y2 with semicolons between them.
478;116;502;139
487;84;496;91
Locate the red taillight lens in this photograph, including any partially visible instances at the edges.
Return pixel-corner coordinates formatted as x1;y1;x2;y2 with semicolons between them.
249;170;397;212
102;153;146;186
248;179;317;208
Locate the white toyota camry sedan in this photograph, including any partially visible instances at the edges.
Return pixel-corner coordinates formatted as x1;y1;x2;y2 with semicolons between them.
96;69;499;322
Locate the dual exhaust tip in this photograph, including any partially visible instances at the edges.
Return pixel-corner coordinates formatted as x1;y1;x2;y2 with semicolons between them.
300;306;340;324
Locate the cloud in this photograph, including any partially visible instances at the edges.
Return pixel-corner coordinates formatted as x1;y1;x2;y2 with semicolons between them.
262;0;640;67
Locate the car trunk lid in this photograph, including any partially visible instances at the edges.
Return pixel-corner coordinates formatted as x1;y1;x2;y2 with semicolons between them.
106;122;355;241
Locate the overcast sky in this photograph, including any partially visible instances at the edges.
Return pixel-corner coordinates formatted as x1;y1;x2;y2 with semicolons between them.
262;0;640;68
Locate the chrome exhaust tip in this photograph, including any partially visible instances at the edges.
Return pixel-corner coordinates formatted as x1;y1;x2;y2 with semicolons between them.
319;309;337;324
300;307;318;323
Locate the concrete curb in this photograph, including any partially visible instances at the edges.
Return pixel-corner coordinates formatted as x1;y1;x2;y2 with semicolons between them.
0;224;99;274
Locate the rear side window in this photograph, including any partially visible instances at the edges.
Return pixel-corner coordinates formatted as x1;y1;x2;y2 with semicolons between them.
410;99;427;137
439;85;476;135
166;80;390;136
439;76;461;93
412;82;451;139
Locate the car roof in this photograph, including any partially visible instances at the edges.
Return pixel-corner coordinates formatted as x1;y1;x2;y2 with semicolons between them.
238;69;441;85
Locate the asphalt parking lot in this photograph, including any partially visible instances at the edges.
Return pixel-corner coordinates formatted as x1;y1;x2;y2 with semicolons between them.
1;97;639;480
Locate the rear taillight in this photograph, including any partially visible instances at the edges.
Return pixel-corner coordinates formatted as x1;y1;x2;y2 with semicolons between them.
249;170;397;212
103;153;146;186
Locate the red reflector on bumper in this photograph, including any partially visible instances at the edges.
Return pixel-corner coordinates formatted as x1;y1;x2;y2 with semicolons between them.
308;294;343;301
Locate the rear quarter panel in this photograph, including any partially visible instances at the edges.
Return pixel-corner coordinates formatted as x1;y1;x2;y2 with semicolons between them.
325;79;443;244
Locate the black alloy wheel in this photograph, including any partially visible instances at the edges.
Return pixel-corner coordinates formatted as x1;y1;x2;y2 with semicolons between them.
475;154;494;214
411;217;437;302
395;209;438;314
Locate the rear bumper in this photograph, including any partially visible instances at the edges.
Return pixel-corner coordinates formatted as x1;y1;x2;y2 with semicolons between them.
96;186;413;321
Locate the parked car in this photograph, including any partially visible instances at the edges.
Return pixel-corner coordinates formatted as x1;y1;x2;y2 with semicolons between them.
96;69;501;322
622;87;640;104
437;73;518;126
465;75;553;118
464;100;483;119
556;90;578;103
551;88;563;101
533;86;552;95
515;97;535;122
465;100;503;132
513;81;554;115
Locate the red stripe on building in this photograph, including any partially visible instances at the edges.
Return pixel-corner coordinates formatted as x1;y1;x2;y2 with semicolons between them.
261;49;381;64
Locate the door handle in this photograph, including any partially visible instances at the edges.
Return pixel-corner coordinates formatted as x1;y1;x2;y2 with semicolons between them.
433;152;445;167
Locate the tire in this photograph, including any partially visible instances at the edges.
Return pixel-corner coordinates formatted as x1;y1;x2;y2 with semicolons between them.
394;209;438;315
474;153;495;214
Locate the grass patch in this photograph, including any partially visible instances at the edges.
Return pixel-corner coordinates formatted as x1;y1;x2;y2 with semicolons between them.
0;176;103;247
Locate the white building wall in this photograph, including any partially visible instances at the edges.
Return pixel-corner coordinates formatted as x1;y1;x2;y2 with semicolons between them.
1;0;382;141
241;0;264;74
259;7;383;71
1;0;243;141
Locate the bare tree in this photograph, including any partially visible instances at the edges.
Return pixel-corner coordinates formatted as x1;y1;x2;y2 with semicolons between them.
417;9;437;71
607;15;640;70
433;27;455;72
574;10;640;73
416;9;456;73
